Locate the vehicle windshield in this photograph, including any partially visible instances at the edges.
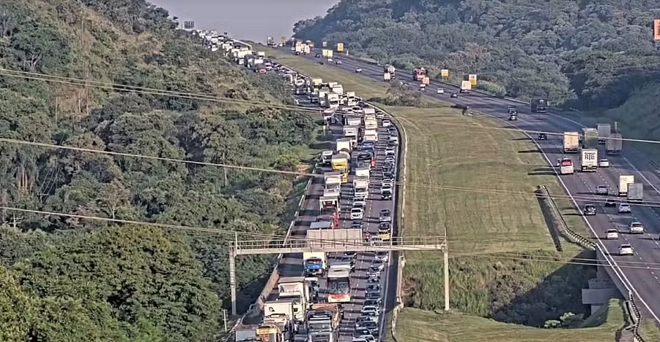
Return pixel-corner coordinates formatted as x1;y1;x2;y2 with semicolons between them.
327;279;350;294
307;321;332;332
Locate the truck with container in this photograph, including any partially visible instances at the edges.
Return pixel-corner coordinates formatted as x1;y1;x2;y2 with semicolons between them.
324;172;342;197
319;195;339;228
275;276;310;322
344;115;362;127
335;138;352;153
261;302;295;335
460;81;472;93
384;65;396;79
580;148;598;172
530;98;548;113
312;78;323;89
363;129;378;142
627;183;643;202
355;166;370;179
563;132;579;153
353;177;369;199
582;128;598;149
342;126;359;147
363;106;376;117
303;251;327;277
325;92;340;109
383;72;391;81
412;67;427;81
606;133;623;155
618;175;635;197
306;303;340;342
597;123;611;144
331;84;343;96
559;158;574;175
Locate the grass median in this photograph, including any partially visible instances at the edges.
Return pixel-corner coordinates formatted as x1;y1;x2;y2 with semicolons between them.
262;46;621;340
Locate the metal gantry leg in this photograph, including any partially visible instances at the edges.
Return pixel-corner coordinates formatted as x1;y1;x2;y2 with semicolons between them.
444;246;450;311
230;248;237;316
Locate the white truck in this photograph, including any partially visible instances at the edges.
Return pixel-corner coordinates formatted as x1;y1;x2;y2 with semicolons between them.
335;138;352;153
460;81;472;93
563;132;579;153
383;72;391;81
364;117;378;130
618;175;635;197
580;148;598;171
331;85;344;96
276;277;310;322
627;183;643;202
318;90;328;107
597;123;611;144
345;92;357;106
353;178;369;199
325;92;340;109
363;107;376;116
355;166;370;179
606;133;623;155
363;129;378;142
320;150;333;166
324;172;342;197
343;126;359;147
345;116;361;127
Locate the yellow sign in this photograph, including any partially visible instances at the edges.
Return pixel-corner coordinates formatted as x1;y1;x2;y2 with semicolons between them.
655;19;660;41
336;43;344;52
468;74;477;85
322;41;328;47
440;69;449;77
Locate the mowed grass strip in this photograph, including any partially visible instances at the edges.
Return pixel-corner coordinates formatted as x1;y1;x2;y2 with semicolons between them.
395;300;623;342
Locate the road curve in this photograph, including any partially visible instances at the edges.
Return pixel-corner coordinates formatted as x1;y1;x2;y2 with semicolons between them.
285;48;660;324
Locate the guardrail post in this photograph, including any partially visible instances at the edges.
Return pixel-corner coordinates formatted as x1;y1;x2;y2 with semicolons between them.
230;247;237;316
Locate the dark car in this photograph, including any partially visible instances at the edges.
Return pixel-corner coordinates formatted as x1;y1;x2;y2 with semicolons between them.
584;204;597;216
538;133;547;140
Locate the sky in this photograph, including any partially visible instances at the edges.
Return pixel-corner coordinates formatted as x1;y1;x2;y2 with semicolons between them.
148;0;340;43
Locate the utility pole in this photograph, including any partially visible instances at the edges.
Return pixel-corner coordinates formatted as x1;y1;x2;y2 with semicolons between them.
444;243;450;311
230;232;238;316
223;309;228;332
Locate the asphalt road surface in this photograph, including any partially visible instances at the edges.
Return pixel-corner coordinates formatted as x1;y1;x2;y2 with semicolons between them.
265;90;400;342
286;48;660;324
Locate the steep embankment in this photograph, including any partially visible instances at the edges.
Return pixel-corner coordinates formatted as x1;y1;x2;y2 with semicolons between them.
0;0;316;341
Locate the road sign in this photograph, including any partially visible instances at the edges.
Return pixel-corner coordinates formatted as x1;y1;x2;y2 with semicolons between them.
654;19;660;41
322;41;328;48
440;69;449;78
468;74;477;85
183;21;195;29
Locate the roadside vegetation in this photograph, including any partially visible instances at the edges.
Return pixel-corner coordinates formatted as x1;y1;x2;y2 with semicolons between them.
263;46;622;339
0;0;318;340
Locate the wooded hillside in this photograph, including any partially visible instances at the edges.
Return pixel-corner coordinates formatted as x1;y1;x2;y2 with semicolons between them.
294;0;660;111
0;0;316;341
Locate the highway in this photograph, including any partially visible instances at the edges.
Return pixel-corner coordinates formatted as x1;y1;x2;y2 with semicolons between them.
284;48;660;324
259;86;400;341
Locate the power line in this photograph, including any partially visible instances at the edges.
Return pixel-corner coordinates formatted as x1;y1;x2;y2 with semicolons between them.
0;205;280;238
4;135;660;209
2;68;660;146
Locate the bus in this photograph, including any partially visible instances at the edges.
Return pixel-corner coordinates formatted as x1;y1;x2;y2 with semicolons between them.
326;264;351;303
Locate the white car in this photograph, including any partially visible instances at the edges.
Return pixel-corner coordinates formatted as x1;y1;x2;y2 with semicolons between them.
350;207;364;220
618;203;631;213
385;147;396;156
361;305;380;315
599;159;610;168
375;251;389;262
327;58;333;62
382;119;392;127
619;244;634;256
629;221;644;234
389;135;399;145
380;184;393;194
437;88;444;94
353;198;367;207
596;185;608;195
606;229;619;240
376;111;385;119
356;68;362;73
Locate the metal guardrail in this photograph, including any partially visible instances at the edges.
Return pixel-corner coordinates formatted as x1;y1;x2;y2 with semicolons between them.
542;185;596;250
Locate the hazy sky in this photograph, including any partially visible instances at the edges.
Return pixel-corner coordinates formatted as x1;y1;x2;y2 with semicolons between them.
148;0;340;43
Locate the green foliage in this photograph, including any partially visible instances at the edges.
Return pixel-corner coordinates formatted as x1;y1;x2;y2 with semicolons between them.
294;0;660;110
0;0;318;340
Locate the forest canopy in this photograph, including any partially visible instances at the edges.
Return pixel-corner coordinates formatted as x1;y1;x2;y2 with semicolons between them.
0;0;316;341
293;0;660;111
